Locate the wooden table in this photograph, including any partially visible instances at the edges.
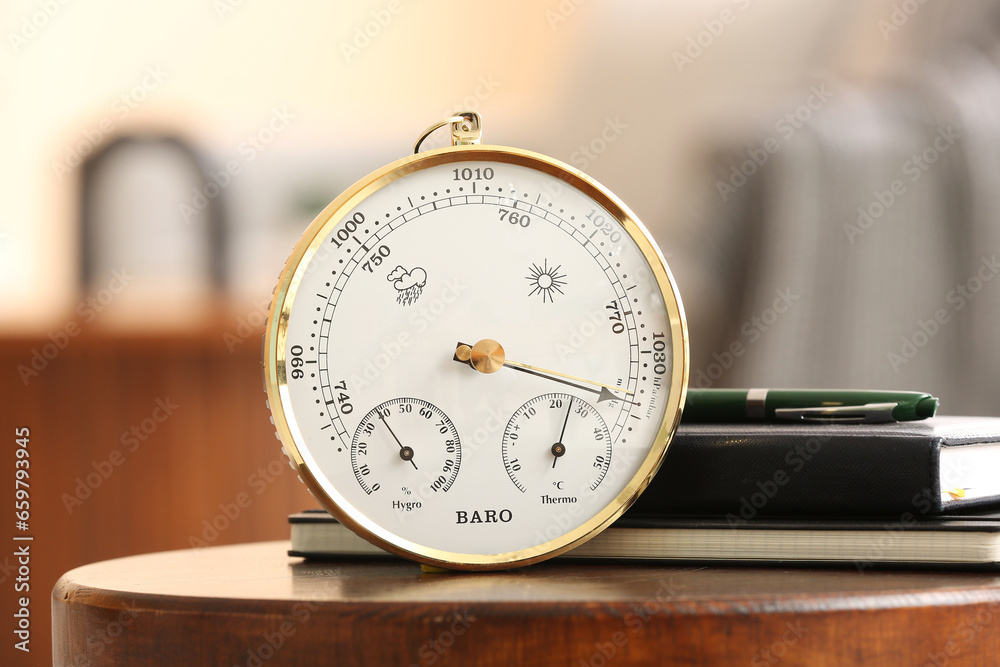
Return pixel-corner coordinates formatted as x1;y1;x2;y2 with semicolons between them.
52;541;1000;666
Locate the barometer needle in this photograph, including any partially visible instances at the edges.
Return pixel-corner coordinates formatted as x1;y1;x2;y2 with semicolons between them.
378;412;417;470
454;340;638;405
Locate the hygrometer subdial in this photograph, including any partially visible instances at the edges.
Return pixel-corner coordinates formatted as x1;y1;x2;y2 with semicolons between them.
502;393;612;495
351;398;461;498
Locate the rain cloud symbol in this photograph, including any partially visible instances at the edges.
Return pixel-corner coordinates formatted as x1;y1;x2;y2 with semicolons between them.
387;265;427;306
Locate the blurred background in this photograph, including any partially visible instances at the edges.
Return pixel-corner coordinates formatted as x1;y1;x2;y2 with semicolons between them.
3;0;1000;663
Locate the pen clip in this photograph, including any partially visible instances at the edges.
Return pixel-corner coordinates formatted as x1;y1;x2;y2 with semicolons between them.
773;402;898;423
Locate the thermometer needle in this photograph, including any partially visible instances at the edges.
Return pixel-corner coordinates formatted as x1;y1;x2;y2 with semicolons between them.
378;412;417;470
552;398;572;469
454;339;636;404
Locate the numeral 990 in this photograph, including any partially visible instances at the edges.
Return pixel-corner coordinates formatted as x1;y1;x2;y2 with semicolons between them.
289;344;304;379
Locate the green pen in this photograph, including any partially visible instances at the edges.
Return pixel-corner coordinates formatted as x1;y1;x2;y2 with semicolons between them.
682;389;939;423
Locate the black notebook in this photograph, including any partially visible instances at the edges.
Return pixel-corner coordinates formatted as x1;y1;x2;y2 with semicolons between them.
288;509;1000;569
630;416;1000;519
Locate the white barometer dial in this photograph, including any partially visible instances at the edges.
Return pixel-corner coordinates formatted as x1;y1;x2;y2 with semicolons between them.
264;113;688;570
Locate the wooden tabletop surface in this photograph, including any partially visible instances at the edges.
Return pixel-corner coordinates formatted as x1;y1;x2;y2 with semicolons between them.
52;540;1000;666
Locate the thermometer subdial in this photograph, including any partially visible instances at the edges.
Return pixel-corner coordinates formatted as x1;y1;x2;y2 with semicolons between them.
502;393;612;495
351;398;462;496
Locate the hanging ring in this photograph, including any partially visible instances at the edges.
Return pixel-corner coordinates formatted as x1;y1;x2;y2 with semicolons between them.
413;111;483;154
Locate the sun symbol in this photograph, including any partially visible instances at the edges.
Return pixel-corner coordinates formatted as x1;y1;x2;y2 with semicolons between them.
526;259;568;303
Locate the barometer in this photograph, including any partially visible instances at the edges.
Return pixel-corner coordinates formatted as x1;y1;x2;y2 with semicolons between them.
264;112;688;569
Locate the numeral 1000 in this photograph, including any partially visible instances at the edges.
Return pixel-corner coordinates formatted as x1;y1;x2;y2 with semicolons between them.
331;212;365;249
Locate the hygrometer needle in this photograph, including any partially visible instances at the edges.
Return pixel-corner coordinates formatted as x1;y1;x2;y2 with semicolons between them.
378;412;417;470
